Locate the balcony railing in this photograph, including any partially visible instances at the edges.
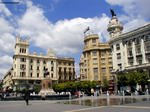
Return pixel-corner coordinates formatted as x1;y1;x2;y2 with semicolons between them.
145;49;150;54
136;52;142;56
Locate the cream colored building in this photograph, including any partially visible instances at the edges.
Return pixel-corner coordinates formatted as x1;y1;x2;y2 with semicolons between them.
57;58;75;82
79;30;113;82
3;36;75;90
108;11;150;76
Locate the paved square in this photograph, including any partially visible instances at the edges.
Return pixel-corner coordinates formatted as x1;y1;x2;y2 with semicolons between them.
0;100;150;112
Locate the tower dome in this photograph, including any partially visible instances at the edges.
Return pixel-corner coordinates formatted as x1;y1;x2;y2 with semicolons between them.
107;9;123;38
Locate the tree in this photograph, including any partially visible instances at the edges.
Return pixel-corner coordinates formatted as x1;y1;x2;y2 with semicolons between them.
0;82;3;90
34;84;41;94
117;70;149;92
102;79;109;91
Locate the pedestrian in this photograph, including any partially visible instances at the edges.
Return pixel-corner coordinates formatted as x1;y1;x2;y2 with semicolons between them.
24;89;30;105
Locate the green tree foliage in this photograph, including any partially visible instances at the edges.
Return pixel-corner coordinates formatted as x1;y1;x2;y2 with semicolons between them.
52;81;99;94
34;84;41;94
102;79;109;91
0;82;3;90
117;70;148;90
117;71;127;87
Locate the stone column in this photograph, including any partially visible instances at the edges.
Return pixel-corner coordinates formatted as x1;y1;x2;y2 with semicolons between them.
120;42;125;70
113;44;117;70
40;59;43;78
132;41;137;65
33;59;37;77
26;58;30;77
124;43;129;67
141;38;146;64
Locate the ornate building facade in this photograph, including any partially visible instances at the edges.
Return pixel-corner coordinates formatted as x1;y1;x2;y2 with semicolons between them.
3;36;75;90
108;11;150;74
79;30;113;83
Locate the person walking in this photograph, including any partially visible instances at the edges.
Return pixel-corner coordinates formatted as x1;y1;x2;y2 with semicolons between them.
24;89;30;105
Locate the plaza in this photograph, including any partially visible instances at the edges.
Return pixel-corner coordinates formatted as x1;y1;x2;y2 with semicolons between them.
0;95;150;112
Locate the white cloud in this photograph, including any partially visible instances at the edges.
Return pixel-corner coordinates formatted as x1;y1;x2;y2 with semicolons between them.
0;17;15;55
0;17;14;34
0;55;13;65
0;2;15;79
105;0;149;33
105;0;150;18
1;0;149;79
0;55;13;79
17;2;110;56
0;0;12;16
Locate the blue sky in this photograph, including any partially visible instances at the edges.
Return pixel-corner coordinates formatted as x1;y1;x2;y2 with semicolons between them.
0;0;149;79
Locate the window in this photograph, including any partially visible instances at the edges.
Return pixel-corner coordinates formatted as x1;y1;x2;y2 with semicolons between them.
136;48;141;54
128;51;132;56
37;66;39;70
102;76;107;80
118;64;122;70
37;73;39;77
69;76;71;80
92;39;96;43
30;73;32;77
20;58;26;62
135;38;140;44
109;62;112;64
138;60;142;65
93;68;98;74
59;67;62;72
43;66;46;70
20;64;26;69
129;60;133;65
101;52;105;57
51;61;53;64
30;65;33;70
43;60;46;64
20;48;26;53
101;58;105;63
146;46;150;51
117;53;121;60
93;58;97;64
116;44;120;50
30;59;33;63
92;51;97;56
109;67;113;72
37;60;40;63
20;72;25;77
128;41;132;46
101;63;105;65
51;73;53;78
102;68;106;73
51;67;53;71
144;34;150;42
64;76;67;80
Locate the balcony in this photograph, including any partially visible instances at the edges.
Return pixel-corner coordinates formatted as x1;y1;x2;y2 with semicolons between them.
136;52;142;56
145;49;150;54
128;54;133;58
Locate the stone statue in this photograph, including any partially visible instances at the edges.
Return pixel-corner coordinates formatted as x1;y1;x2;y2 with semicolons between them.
110;9;116;17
